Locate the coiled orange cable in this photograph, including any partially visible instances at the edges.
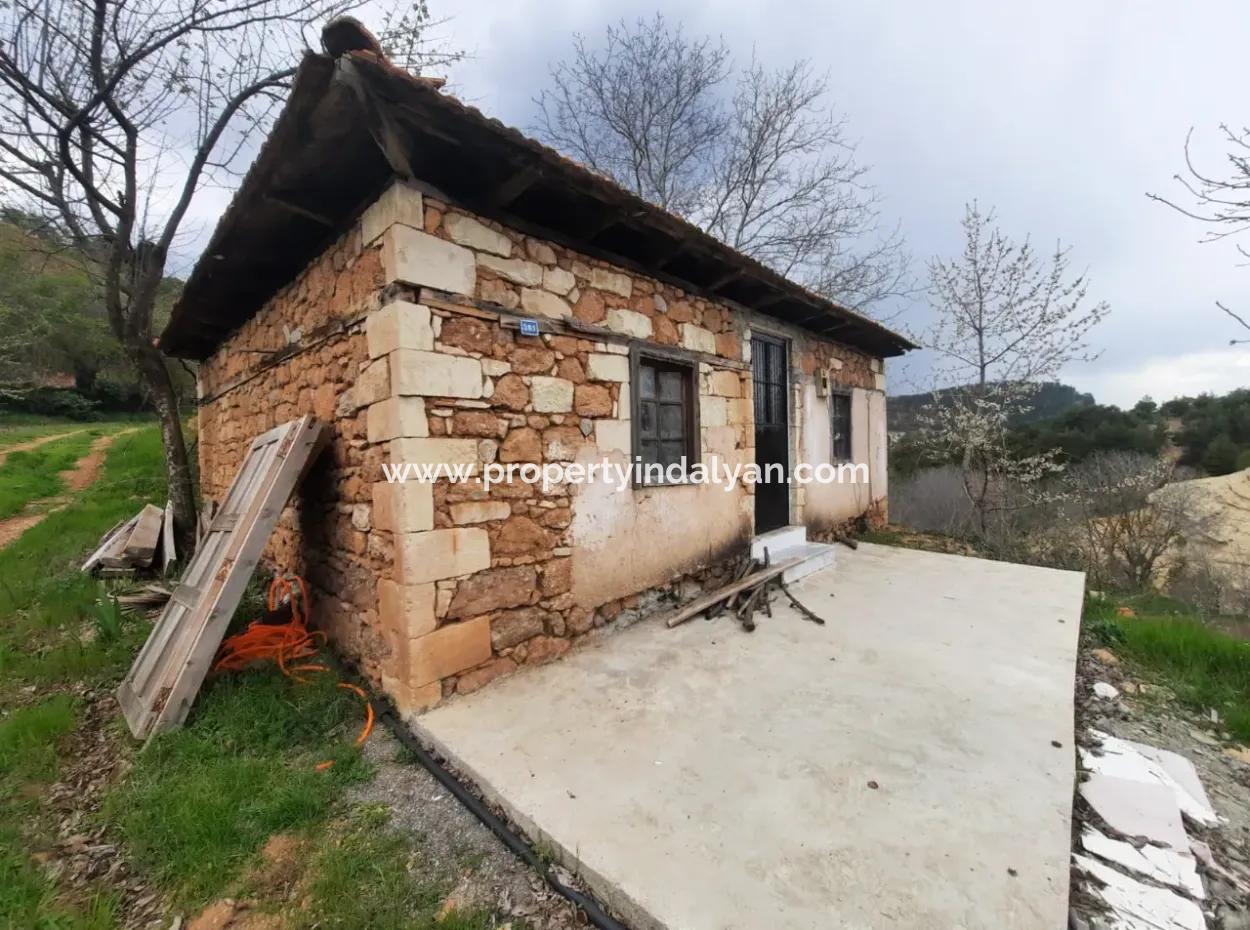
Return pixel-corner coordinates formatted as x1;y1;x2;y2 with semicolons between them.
213;574;374;769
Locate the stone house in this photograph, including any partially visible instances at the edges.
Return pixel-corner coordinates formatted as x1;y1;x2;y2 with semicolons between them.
159;46;915;716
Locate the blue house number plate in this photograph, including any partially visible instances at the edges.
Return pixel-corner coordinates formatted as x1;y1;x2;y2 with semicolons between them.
519;319;540;336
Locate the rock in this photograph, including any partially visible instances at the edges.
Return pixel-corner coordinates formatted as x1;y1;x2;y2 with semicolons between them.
491;607;548;649
510;347;556;375
574;383;613;417
499;427;541;463
495;515;551;555
1224;745;1250;765
456;656;518;694
1189;728;1220;746
530;376;574;413
572;289;606;324
492;373;529;411
540;557;572;596
1116;606;1137;618
447;565;536;618
440;317;495;354
1093;682;1120;701
451;411;505;438
1091;648;1120;666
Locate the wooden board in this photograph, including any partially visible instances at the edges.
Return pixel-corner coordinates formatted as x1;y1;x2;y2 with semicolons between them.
662;557;803;628
82;515;138;573
161;500;176;572
116;416;328;739
122;503;165;567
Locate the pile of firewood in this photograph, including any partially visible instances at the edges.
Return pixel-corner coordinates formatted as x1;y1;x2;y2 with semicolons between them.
81;502;176;576
662;550;828;632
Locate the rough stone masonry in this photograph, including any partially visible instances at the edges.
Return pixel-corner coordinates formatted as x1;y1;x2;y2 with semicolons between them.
197;181;889;717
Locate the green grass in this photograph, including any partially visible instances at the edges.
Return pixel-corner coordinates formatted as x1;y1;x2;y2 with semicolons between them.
102;669;370;908
297;807;493;930
1086;594;1250;741
0;417;87;450
0;428;166;930
0;694;77;782
0;427;165;699
0;429;107;519
0;423;514;929
0;695;120;930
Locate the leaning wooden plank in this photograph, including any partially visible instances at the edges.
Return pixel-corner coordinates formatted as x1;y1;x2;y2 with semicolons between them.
662;557;803;629
121;503;165;567
82;515;138;573
160;500;176;572
116;416;328;740
197;499;216;542
99;515;146;569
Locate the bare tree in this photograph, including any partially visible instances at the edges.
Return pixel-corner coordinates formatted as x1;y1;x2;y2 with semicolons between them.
1149;126;1250;343
0;0;455;551
919;203;1110;532
1067;452;1202;591
533;14;909;313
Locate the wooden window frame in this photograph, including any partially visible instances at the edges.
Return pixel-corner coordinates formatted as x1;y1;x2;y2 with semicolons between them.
830;389;853;463
629;346;701;486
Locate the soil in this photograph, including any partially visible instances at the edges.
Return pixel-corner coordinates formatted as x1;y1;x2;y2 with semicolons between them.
36;689;170;930
0;429;135;551
344;730;589;928
1071;637;1250;929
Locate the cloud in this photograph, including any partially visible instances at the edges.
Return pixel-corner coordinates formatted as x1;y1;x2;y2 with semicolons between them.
433;0;1250;405
1066;349;1250;408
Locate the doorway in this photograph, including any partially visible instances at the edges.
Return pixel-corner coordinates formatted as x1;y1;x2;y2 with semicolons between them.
751;333;790;534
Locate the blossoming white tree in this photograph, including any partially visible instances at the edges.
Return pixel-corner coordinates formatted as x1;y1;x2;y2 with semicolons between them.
920;203;1110;533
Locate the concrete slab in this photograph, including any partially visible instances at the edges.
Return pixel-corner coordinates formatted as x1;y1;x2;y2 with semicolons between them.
416;544;1085;930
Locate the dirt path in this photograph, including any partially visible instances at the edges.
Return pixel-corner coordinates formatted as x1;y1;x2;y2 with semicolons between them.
0;428;88;468
0;430;135;551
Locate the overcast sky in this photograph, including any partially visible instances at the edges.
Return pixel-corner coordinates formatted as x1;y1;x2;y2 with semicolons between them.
176;1;1250;407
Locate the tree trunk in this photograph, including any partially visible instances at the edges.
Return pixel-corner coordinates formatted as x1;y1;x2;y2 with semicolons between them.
130;340;198;558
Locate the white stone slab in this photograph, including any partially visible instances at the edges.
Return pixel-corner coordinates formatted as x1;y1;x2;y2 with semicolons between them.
1080;773;1190;851
1083;731;1220;827
1081;828;1203;899
1073;853;1205;930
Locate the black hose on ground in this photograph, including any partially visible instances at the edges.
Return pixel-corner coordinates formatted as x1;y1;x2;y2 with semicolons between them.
370;698;632;930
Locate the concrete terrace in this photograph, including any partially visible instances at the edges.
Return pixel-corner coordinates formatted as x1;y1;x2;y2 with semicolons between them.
415;543;1086;930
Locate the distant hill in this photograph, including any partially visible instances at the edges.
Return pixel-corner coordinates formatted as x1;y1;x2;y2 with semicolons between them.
888;382;1095;433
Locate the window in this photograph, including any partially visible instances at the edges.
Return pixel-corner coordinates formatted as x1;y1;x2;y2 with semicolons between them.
631;349;699;481
831;391;852;461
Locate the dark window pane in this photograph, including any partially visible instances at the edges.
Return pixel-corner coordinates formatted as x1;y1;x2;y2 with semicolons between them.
831;394;852;460
639;364;656;400
658;403;684;438
639;401;657;439
659;369;683;402
633;354;698;480
661;441;686;467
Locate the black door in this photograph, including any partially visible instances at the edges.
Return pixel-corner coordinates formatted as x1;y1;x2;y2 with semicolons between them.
752;334;789;533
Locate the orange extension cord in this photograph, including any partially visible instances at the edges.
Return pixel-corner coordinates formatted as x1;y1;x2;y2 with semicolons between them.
213;574;374;770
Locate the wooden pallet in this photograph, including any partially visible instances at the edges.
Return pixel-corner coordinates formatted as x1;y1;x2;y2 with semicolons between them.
116;416;328;740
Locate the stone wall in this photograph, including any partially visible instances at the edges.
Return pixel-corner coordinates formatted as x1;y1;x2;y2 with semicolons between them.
196;225;395;680
195;178;890;716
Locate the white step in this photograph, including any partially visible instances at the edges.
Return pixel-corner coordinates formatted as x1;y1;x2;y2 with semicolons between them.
776;542;837;584
749;525;837;584
750;525;807;560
